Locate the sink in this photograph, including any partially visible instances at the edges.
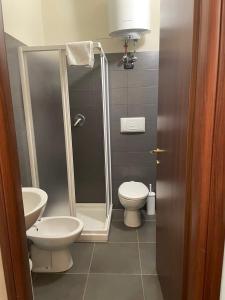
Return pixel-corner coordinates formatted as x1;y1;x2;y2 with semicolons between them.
22;187;48;230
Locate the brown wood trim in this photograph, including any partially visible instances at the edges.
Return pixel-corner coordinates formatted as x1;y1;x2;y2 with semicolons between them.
204;0;225;298
184;0;223;299
0;2;33;300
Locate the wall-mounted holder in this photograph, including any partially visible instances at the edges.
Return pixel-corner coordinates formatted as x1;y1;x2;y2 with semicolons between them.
73;113;86;127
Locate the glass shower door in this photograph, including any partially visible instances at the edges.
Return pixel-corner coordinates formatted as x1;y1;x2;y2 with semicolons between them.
26;51;71;217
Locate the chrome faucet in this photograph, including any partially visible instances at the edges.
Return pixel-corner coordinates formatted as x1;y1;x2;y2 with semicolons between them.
32;224;39;231
33;219;41;231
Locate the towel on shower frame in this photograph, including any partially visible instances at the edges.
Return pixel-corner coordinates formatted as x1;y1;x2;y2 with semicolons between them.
66;41;95;68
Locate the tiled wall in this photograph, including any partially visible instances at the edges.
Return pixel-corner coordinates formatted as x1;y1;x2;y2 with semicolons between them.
68;52;159;208
68;57;106;203
107;52;159;208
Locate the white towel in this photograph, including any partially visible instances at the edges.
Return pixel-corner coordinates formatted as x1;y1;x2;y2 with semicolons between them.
66;41;94;68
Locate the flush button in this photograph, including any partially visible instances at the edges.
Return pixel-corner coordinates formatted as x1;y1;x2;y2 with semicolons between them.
120;117;145;133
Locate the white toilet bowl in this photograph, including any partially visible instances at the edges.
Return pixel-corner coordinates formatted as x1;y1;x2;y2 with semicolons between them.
118;181;149;227
27;216;83;273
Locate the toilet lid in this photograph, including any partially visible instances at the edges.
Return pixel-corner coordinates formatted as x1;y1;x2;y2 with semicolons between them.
118;181;149;200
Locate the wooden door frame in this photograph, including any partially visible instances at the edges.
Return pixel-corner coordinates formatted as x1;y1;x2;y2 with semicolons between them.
203;0;225;297
0;2;33;300
0;0;224;300
184;0;225;299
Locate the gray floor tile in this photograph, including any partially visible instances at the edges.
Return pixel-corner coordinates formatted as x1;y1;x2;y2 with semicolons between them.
90;243;141;274
141;210;156;221
138;221;156;242
143;275;164;300
112;209;156;221
33;274;87;300
109;221;138;242
140;243;157;274
112;209;124;221
84;274;144;300
66;243;94;274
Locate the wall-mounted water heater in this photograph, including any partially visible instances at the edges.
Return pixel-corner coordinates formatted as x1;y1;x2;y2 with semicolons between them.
107;0;151;40
107;0;151;69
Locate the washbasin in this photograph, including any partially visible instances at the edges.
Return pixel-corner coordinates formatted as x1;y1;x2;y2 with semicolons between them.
22;187;48;230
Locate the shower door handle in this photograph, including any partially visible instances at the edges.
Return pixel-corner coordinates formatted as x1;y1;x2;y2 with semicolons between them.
73;114;86;127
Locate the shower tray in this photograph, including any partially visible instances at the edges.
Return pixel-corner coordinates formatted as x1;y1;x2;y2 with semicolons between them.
76;203;112;242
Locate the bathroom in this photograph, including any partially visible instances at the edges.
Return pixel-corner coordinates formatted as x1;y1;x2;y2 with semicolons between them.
0;0;225;300
2;0;160;298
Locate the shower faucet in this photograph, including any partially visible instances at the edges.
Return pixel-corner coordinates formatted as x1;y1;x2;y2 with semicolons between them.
73;113;86;127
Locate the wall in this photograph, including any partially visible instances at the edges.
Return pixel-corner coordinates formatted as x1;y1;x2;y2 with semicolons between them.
41;0;160;53
108;52;159;207
1;0;44;45
0;249;8;300
2;0;160;52
68;58;106;204
68;51;159;208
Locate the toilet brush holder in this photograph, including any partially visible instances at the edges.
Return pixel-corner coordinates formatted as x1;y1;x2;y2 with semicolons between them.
147;184;155;215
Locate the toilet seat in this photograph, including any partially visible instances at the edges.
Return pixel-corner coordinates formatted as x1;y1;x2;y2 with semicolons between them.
119;181;149;200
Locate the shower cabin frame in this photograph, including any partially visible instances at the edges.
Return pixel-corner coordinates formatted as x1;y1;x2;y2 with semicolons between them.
18;43;112;241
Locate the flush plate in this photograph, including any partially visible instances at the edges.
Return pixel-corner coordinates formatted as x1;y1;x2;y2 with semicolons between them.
120;117;145;133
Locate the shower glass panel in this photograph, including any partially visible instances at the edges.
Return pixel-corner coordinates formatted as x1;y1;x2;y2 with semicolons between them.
26;51;70;216
68;55;106;205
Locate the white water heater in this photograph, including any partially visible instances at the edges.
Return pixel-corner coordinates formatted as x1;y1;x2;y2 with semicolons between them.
107;0;151;40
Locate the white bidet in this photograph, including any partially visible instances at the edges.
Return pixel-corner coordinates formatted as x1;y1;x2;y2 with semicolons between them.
27;216;83;273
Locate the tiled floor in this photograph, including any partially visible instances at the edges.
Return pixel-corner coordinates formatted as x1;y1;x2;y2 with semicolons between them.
32;210;163;300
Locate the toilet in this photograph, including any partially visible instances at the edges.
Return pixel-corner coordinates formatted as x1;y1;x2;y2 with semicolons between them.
27;216;83;273
118;181;149;227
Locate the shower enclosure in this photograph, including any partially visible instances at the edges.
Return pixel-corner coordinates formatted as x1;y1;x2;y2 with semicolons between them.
18;43;112;241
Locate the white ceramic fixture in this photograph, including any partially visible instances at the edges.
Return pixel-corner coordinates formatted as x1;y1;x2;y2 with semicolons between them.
107;0;151;39
118;181;149;227
27;216;84;273
22;187;48;230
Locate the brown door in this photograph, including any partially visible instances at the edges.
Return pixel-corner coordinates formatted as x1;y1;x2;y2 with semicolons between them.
156;0;224;300
155;0;195;299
